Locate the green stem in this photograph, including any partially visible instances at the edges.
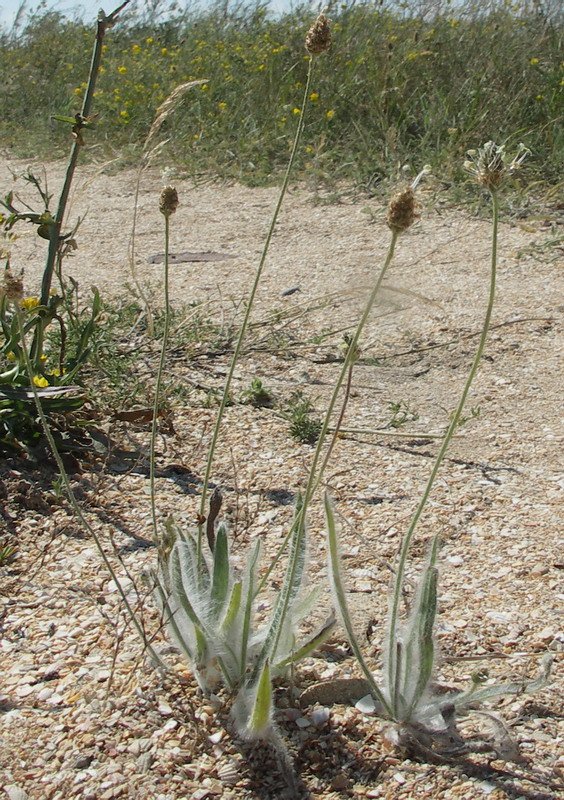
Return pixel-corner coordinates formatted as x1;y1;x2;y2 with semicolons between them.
32;1;130;366
197;55;316;562
387;190;499;690
149;213;171;542
14;301;164;668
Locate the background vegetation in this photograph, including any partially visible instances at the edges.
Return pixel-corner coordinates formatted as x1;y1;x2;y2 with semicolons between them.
1;0;562;188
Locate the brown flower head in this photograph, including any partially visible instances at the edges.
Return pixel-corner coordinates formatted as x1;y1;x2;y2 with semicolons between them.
2;270;24;302
159;185;179;218
386;187;418;233
305;13;331;54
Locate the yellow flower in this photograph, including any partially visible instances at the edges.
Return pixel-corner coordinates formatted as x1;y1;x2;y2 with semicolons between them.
21;296;39;310
120;110;130;120
33;375;49;388
6;351;16;362
49;367;65;377
305;145;314;154
73;87;82;96
218;101;227;111
132;44;141;54
39;354;47;363
201;84;210;92
292;107;301;115
146;37;154;45
326;109;335;120
529;57;539;65
309;92;319;102
161;47;168;56
535;94;544;101
117;65;127;74
257;63;266;71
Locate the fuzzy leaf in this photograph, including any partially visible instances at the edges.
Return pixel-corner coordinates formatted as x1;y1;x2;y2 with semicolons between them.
221;580;242;633
247;660;272;737
251;495;307;681
240;540;262;678
404;538;439;715
211;523;230;617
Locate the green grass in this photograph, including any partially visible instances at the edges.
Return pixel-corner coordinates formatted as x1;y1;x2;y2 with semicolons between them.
0;1;561;189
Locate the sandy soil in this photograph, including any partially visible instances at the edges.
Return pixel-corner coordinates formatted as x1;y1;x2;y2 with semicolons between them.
1;156;562;800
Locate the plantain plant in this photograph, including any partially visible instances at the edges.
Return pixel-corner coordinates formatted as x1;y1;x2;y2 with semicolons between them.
322;142;552;761
151;495;335;748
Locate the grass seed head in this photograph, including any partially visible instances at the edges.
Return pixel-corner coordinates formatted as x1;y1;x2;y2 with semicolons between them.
305;13;331;54
159;185;179;217
386;187;418;233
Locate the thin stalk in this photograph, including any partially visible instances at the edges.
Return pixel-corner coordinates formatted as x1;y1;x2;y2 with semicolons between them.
304;231;399;504
149;214;172;541
387;190;500;689
316;361;354;488
14;301;164;668
256;231;399;596
197;56;316;562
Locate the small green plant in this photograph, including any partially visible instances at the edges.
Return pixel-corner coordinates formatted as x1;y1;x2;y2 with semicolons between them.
286;390;323;445
0;542;17;566
241;377;274;408
0;3;127;447
386;400;419;430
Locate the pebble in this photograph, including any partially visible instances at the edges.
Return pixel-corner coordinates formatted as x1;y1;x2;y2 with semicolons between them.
136;752;154;773
4;787;28;800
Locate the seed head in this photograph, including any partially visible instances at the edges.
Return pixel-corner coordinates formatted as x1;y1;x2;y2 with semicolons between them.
386;187;418;233
159;185;179;217
2;270;24;302
305;13;331;54
464;141;530;191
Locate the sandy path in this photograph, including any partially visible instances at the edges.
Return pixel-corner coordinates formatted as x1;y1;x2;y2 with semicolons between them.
1;156;562;799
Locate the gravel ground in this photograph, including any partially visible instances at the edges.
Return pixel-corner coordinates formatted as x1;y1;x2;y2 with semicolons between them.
1;156;562;799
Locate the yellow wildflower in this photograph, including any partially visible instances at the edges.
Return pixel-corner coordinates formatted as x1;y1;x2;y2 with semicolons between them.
146;37;154;45
33;375;49;388
21;296;39;310
218;101;227;111
161;47;168;56
292;107;301;115
326;109;335;120
309;92;319;102
132;44;141;54
117;65;127;74
529;57;539;65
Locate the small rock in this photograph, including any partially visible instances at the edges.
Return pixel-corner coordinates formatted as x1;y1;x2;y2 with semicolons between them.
74;753;94;770
157;700;173;716
4;786;28;800
136;752;154;773
531;563;549;577
330;774;350;791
